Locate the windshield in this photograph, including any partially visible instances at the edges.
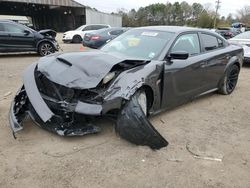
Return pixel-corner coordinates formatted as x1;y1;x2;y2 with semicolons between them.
75;25;85;31
233;31;250;39
101;29;174;60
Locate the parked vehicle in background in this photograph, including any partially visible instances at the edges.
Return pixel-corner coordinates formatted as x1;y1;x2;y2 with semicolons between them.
232;22;246;33
62;24;111;43
83;27;129;49
216;27;241;39
228;31;250;63
10;26;243;149
0;20;59;56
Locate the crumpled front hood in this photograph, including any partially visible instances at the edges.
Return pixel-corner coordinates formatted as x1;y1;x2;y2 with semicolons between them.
39;29;57;38
37;51;126;89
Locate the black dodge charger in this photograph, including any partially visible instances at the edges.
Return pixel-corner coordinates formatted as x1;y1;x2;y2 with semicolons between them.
9;26;243;149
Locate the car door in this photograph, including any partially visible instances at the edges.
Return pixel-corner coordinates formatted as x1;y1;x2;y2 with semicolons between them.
199;33;229;90
3;22;35;50
162;32;208;109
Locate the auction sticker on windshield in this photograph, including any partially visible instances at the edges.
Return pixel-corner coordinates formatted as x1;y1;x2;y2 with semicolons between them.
141;32;158;37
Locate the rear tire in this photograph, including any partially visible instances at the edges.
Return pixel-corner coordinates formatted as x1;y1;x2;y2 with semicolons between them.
38;42;55;56
218;64;239;95
72;35;82;43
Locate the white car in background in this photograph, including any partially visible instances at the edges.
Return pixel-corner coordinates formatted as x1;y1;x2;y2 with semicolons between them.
228;31;250;63
62;24;110;43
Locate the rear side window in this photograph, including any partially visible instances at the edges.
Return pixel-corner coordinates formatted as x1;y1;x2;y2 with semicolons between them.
171;33;200;56
201;34;221;51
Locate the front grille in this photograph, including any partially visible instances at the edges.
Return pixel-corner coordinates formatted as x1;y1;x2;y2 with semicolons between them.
35;71;103;104
35;71;75;102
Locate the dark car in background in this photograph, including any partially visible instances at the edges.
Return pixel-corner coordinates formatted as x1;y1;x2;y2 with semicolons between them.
83;27;129;49
0;20;59;56
216;27;241;39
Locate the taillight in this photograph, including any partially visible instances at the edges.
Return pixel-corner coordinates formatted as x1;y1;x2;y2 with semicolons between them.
91;36;100;40
226;32;233;36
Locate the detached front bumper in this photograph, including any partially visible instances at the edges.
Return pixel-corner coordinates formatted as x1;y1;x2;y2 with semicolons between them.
9;63;116;137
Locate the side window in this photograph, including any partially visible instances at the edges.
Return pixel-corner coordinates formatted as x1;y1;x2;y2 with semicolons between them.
171;33;200;56
3;23;24;33
83;25;93;31
201;34;219;51
0;23;5;31
110;30;123;35
92;25;108;30
92;25;101;30
100;25;109;29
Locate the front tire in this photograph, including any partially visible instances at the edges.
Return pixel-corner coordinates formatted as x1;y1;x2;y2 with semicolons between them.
136;90;147;116
72;35;82;43
218;64;240;95
38;42;55;56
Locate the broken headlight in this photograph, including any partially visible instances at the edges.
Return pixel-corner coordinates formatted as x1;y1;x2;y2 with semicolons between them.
102;72;115;84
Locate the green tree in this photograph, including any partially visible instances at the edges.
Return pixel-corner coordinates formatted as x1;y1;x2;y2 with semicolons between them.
197;10;214;28
237;6;250;25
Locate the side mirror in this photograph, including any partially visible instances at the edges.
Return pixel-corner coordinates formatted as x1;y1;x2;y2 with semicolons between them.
169;51;189;60
23;30;31;35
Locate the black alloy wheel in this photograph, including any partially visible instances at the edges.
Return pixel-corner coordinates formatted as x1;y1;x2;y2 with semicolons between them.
219;64;240;95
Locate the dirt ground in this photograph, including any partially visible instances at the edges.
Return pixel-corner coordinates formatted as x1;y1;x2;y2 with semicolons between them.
0;34;250;188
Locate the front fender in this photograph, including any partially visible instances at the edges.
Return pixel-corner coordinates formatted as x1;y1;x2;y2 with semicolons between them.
103;61;164;112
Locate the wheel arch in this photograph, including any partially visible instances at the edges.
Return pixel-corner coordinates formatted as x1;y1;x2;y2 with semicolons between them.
73;34;82;39
72;34;82;42
139;85;154;110
225;56;242;73
36;39;55;50
218;58;241;88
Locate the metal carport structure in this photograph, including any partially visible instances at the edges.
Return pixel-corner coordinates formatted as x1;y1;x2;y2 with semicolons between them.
0;0;86;31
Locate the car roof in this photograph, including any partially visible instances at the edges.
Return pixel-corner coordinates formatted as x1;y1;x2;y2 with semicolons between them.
134;26;214;34
0;19;17;23
81;24;110;27
90;27;127;34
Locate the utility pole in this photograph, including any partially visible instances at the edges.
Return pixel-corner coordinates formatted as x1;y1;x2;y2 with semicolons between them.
214;0;221;28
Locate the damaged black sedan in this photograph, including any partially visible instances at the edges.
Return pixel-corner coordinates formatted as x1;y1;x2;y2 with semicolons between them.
9;26;243;149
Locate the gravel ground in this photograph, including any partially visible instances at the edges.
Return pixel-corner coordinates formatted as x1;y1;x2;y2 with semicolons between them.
0;34;249;188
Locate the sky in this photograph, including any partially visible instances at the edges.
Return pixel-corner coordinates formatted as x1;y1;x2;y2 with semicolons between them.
75;0;250;17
